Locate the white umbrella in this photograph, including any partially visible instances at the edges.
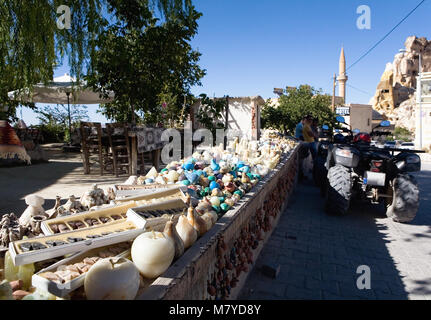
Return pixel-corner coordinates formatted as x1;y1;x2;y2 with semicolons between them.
8;74;114;142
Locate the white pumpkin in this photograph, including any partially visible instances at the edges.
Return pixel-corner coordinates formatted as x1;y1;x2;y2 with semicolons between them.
131;232;175;279
84;257;140;300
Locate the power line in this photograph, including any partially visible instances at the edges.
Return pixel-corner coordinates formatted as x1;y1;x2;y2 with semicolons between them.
346;84;373;96
346;0;426;71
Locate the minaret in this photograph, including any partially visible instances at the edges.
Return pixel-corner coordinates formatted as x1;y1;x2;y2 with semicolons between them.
337;47;348;104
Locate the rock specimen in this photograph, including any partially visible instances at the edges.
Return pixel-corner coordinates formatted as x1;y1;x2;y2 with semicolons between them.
80;184;109;209
19;194;46;227
0;213;25;248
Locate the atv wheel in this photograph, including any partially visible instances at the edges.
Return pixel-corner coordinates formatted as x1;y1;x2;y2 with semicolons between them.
386;174;419;223
325;165;352;215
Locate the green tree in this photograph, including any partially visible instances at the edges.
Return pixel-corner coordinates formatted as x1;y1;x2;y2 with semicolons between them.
35;104;89;142
394;127;412;142
0;0;194;120
195;94;227;133
88;4;205;125
262;85;336;135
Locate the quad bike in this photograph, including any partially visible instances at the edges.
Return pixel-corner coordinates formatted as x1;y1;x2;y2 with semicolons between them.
324;118;423;224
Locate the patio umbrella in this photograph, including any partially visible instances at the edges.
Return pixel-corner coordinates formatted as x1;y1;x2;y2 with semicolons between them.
8;74;114;142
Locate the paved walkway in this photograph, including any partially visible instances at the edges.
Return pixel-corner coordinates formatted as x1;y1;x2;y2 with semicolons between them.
0;145;126;215
239;158;431;300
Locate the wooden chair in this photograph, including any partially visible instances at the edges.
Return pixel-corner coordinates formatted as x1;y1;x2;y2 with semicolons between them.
106;123;131;177
80;122;105;175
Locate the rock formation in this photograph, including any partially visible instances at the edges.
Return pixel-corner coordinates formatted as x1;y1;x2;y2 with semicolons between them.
371;36;431;130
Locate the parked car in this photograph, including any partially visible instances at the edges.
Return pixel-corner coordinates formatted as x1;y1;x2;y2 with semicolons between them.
384;141;397;149
400;142;415;150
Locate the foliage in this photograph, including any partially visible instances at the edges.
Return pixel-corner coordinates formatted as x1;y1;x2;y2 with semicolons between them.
394;126;413;142
88;5;205;125
33;123;66;143
36;104;89;126
195;94;227;133
261;85;336;135
0;0;194;120
35;104;89;142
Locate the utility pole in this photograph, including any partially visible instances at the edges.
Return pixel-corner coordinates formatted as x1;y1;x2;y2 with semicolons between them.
332;73;337;112
418;53;423;149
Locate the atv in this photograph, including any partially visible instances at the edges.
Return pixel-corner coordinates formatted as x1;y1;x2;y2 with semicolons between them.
324;118;423;224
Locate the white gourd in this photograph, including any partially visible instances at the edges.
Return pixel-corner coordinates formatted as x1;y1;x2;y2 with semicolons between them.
131;232;175;279
84;257;140;300
163;220;185;260
175;215;197;249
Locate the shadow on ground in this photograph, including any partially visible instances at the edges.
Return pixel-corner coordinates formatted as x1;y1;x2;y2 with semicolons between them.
239;178;413;300
0;147;128;215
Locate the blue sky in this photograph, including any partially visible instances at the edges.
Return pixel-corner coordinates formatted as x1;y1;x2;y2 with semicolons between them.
21;0;431;125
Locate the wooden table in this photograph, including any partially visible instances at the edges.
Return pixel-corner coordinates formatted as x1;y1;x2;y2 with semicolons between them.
128;131;161;176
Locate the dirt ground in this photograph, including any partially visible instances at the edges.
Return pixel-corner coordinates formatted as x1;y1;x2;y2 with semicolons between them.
0;144;129;216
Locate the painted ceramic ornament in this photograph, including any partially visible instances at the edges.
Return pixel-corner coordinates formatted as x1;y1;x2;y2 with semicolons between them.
224;198;235;207
208;175;216;182
239;166;250;174
192;152;202;160
218;196;225;203
202;151;212;164
222;174;233;185
196;202;212;215
241;175;251;184
185;172;199;185
212;205;221;214
182;180;191;186
236;161;245;169
220;203;230;212
209;181;220;191
210;196;221;207
146;167;158;179
211;188;223;197
223;190;233;199
155;176;167;185
183;161;195;171
210;159;220;171
203;187;210;196
224;182;236;193
145;178;154;184
203;167;213;176
199;176;209;188
232;193;241;203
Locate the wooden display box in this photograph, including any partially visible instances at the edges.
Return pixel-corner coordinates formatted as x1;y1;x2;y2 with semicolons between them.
32;243;131;298
9;213;146;266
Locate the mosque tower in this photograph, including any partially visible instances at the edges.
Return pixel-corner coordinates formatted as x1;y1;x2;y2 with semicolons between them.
337;47;348;104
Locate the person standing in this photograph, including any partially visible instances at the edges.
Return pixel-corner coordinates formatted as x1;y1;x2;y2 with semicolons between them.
295;117;306;141
302;115;317;159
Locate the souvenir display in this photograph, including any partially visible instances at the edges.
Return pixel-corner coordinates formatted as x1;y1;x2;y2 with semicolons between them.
0;132;298;300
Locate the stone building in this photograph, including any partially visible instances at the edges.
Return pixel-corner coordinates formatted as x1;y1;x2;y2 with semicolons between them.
191;96;264;141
